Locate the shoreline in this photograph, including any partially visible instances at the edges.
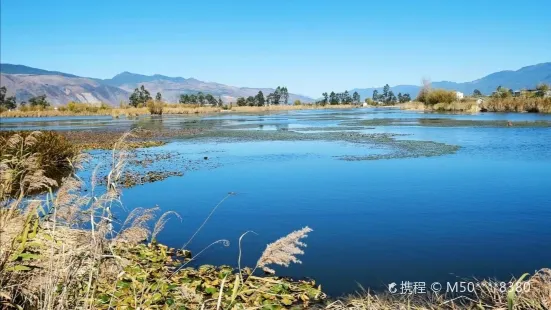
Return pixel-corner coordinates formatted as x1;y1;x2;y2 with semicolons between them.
2;130;550;309
0;104;358;118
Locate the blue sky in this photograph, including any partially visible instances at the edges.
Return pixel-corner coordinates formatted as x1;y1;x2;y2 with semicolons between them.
1;0;550;97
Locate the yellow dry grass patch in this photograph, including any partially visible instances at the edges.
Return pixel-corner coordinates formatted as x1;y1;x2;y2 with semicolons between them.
1;104;359;118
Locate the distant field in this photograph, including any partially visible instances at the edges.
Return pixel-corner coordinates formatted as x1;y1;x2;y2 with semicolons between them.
0;104;358;118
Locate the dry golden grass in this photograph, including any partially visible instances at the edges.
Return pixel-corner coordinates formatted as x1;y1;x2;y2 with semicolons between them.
482;97;551;113
1;104;358;118
401;97;551;114
231;104;357;113
332;269;551;310
400;100;481;113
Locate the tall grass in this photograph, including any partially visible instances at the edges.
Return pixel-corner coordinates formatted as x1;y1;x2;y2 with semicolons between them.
417;88;457;105
482;97;551;113
1;103;358;118
400;100;480;113
0;131;81;198
146;100;164;115
0;130;323;309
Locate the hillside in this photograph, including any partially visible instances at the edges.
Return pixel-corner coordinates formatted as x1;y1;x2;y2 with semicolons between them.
0;65;313;106
351;62;551;100
0;73;129;105
0;64;79;78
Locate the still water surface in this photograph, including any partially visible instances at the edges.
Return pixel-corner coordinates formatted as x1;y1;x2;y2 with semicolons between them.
2;108;550;296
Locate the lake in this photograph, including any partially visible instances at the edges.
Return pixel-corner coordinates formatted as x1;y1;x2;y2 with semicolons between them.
2;108;550;296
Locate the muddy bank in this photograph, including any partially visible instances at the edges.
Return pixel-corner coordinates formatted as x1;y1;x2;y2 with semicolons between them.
60;128;202;150
177;129;460;161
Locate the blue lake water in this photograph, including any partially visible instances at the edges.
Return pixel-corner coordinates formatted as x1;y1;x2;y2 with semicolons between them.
2;108;551;296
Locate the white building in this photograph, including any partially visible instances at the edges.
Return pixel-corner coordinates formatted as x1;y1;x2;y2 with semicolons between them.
455;91;464;100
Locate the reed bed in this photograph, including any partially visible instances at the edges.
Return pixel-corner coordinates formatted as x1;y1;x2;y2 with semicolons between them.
0;130;324;309
402;97;551;114
400;100;481;113
0;104;358;118
482;97;551;113
330;269;551;310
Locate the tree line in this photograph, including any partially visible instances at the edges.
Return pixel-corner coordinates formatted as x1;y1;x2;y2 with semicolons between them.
235;86;289;106
0;86;50;110
129;85;290;107
179;93;223;106
371;84;411;104
471;83;550;98
317;90;360;105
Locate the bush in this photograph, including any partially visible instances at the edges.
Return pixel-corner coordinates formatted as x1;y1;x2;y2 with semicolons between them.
417;89;456;105
365;98;376;106
0;131;79;198
146;100;164;115
294;100;302;106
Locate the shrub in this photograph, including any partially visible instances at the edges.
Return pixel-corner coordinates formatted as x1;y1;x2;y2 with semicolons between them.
365;98;376;106
417;89;456;105
293;100;302;106
0;131;79;198
146;100;164;115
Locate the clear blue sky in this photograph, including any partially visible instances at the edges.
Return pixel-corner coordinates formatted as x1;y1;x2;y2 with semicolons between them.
1;0;550;97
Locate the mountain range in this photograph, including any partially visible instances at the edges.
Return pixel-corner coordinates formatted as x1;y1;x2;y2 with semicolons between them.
1;62;550;106
0;64;313;105
351;62;551;100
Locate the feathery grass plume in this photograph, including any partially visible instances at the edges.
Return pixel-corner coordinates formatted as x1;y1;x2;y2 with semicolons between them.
54;176;88;226
0;131;78;199
151;211;181;243
256;226;312;274
116;207;159;244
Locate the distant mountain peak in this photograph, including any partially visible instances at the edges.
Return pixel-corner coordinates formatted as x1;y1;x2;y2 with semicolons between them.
351;62;551;99
0;63;79;78
1;63;313;105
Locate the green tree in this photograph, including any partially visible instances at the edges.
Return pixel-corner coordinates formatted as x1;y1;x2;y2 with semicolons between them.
246;96;256;106
342;90;352;104
472;89;482;97
139;85;151;103
281;87;289;104
155;92;162;101
387;91;397;104
382;84;390;101
129;90;140;107
29;95;49;108
399;93;411;103
269;87;282;105
352;91;360;104
129;85;152;107
236;97;247;106
329;91;338;105
205;94;217;105
0;86;17;110
322;92;328;105
255;91;265;106
372;90;379;102
218;96;223;107
189;94;198;104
